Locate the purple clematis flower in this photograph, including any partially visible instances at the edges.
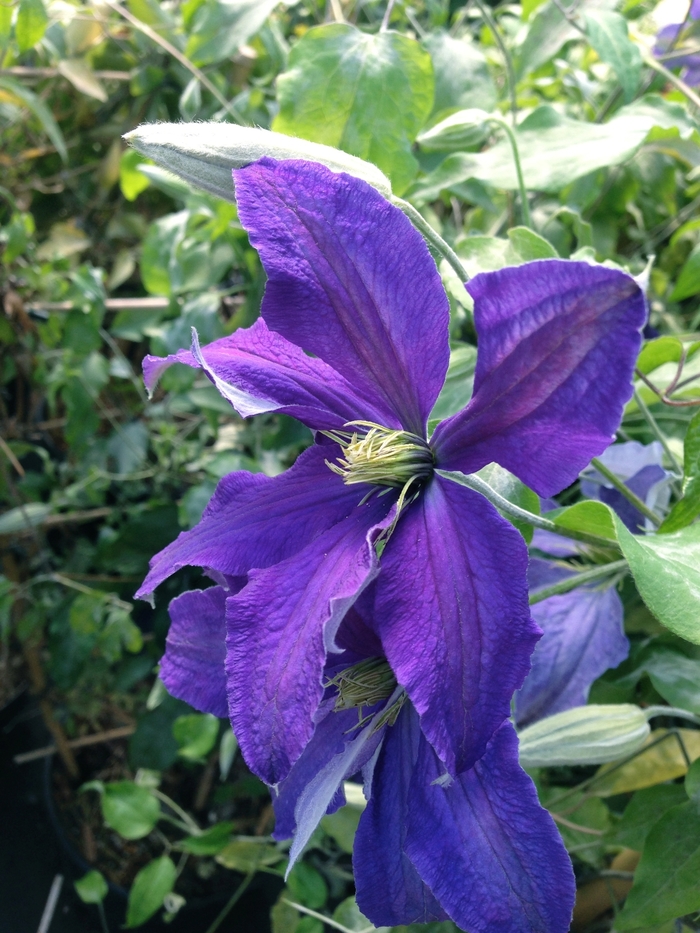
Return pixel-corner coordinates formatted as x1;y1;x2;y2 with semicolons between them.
516;442;671;728
138;158;646;932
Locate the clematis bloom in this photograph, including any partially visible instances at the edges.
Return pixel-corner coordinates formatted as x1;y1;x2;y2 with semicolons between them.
138;158;645;932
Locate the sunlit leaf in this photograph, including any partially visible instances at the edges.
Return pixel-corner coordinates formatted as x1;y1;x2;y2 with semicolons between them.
592;728;700;795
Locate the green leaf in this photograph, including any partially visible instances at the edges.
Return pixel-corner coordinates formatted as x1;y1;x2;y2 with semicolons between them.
637;336;684;375
287;862;328;910
612;784;688;850
592;728;700;795
15;0;48;51
644;651;700;714
74;870;108;905
129;695;190;771
120;150;151;201
101;781;160;839
273;24;434;195
125;856;176;928
411;99;676;199
173;713;219;761
685;756;700;802
428;343;477;427
475;463;540;543
616;801;700;928
331;897;372;931
670;242;700;301
0;78;67;162
552;500;617;541
423;31;496;114
215;838;283;871
57;59;107;102
178;821;233;855
321;805;362;854
583;10;642;103
516;0;616;79
506;227;558;261
613;515;700;644
185;0;279;66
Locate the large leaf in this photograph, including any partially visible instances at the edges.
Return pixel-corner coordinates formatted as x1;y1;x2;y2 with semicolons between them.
100;782;160;839
613;515;700;644
125;856;176;928
583;10;642;103
515;0;616;79
616;801;700;928
670;242;700;301
185;0;280;67
423;31;496;115
15;0;48;51
411;97;688;199
273;24;434;194
660;409;700;532
0;77;67;161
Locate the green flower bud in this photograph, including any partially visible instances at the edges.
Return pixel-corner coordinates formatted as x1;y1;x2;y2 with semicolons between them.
123;123;392;202
518;704;650;768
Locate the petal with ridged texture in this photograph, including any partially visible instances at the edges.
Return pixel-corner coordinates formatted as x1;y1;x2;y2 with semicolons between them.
354;705;447;926
432;260;646;496
406;721;575;933
143;318;389;431
225;497;395;785
136;444;364;600
371;474;539;775
233;159;450;436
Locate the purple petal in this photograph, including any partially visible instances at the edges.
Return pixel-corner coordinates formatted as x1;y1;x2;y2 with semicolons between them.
354;705;447;926
143;318;389;431
161;586;235;718
225;497;396;785
432;260;646;497
137;445;364;600
371;474;540;775
233;159;450;435
406;721;576;933
515;582;629;727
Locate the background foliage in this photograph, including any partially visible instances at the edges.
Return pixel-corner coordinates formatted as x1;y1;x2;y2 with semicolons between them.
3;0;700;929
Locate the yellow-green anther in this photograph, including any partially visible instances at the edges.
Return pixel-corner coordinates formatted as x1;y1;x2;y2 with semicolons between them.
324;421;434;489
327;657;398;712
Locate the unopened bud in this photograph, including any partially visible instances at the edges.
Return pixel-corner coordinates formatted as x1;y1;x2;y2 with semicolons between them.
518;704;650;768
416;109;491;153
123;123;392;202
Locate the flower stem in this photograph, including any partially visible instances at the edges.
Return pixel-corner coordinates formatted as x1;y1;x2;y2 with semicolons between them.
589;457;661;526
529;559;628;604
438;469;622;551
632;388;683;478
485;116;532;229
642;49;700;111
204;870;257;933
472;0;518;126
391;196;470;283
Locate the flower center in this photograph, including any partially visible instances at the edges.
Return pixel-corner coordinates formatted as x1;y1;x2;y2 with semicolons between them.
324;421;434;490
326;657;407;731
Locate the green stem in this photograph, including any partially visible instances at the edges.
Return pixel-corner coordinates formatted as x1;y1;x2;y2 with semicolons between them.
437;469;622;551
151;789;201;835
485;116;532;229
472;0;518;125
391;196;470;283
590;457;661;526
632;388;683;478
645;705;700;727
204;870;257;933
643;49;700;111
529;559;628;605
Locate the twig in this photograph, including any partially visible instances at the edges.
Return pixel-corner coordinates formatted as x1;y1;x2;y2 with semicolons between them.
102;0;247;124
36;875;64;933
551;813;604;835
1;66;131;80
27;297;169;313
635;367;700;407
283;900;375;933
643;50;700;110
6;507;113;538
0;435;25;476
13;725;135;764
